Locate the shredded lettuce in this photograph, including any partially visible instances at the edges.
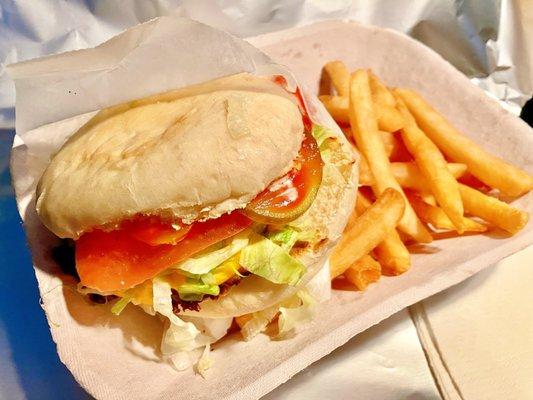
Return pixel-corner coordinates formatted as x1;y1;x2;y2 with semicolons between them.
239;305;280;341
312;124;337;163
153;278;201;349
196;344;214;378
278;289;317;336
305;261;332;303
238;289;317;341
174;231;250;274
239;232;306;285
176;281;220;302
312;124;335;147
152;278;232;373
111;296;131;315
267;226;299;251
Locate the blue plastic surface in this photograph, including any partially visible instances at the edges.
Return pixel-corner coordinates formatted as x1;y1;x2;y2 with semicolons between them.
0;130;89;399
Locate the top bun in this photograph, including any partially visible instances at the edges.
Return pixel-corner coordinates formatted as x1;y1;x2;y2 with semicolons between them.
36;74;304;239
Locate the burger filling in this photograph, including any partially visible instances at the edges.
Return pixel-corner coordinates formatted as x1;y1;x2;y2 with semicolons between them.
74;122;343;312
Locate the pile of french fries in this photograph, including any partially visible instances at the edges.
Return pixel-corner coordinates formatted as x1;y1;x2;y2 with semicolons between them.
323;61;533;291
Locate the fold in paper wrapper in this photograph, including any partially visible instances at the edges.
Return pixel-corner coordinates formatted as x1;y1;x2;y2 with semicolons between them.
8;17;533;400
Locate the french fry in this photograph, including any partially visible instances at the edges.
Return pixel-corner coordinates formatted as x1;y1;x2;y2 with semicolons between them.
348;70;432;243
352;130;401;158
343;255;382;290
459;184;529;235
355;189;372;215
357;192;411;274
396;89;533;197
377;105;405;132
324;61;350;96
360;161;468;190
368;71;396;107
320;95;405;133
373;229;412;275
379;131;400;158
408;193;487;233
319;95;350;123
369;72;404;132
330;188;406;278
394;92;465;233
358;155;373;184
419;191;437;206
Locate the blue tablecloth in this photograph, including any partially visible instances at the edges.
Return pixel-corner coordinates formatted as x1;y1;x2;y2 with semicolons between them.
0;129;88;399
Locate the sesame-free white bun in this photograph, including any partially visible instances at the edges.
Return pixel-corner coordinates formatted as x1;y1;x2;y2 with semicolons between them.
36;74;304;239
36;72;358;319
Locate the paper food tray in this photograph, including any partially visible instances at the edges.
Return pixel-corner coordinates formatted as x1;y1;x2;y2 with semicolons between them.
9;18;532;400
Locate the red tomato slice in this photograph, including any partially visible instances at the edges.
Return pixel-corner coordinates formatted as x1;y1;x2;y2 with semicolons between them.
122;218;192;246
242;130;323;223
76;212;252;292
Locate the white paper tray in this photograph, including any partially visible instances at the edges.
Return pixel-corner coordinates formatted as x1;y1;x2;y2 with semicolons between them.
10;20;533;400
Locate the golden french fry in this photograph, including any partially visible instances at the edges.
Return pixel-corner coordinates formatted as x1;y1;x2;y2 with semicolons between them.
394;92;465;233
358;155;373;185
419;191;437;206
319;95;350;123
348;70;432;243
379;131;400;157
459;184;529;234
396;89;533;197
353;130;401;158
369;72;404;132
408;193;487;233
343;254;382;290
357;192;411;274
355;189;372;215
324;61;350;97
330;188;406;278
373;228;411;275
320;95;404;132
360;162;468;191
376;105;404;132
369;71;396;107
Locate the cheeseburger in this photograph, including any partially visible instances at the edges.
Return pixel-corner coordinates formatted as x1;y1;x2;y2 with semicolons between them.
36;73;357;369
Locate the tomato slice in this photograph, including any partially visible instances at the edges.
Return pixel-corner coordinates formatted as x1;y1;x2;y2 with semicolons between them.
76;212;252;292
242;130;323;223
122;218;192;246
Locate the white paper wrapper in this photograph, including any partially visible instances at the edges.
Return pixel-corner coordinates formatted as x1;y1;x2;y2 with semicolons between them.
8;17;533;400
1;0;530;127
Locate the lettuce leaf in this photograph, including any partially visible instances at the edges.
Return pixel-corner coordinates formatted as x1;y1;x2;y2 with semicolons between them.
311;124;336;147
176;281;220;302
238;289;317;341
110;296;131;315
305;261;332;303
195;344;214;378
152;278;202;355
278;289;317;336
239;305;280;341
267;226;299;251
152;277;233;373
239;232;306;285
174;231;250;274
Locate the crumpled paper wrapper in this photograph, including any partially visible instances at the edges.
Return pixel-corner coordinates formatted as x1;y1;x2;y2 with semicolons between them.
1;0;530;128
8;17;533;400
